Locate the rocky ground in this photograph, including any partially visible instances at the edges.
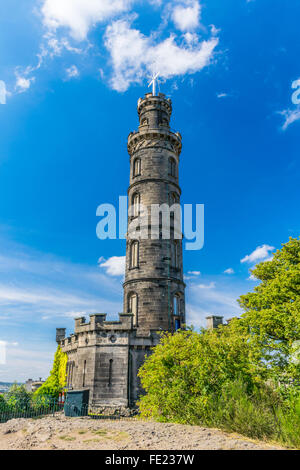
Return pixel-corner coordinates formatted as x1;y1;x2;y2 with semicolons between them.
0;414;284;450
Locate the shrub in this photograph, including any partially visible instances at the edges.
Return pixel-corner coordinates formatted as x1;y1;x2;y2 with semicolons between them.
138;327;261;424
34;346;67;399
138;329;300;447
4;384;32;411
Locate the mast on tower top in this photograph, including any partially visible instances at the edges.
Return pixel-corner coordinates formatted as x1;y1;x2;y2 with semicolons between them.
148;72;160;96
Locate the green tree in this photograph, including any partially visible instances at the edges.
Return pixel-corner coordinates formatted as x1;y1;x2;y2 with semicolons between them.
238;237;300;383
5;384;32;410
35;346;67;399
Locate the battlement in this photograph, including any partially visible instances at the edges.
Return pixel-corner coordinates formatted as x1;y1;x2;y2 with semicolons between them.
73;313;134;333
57;314;133;350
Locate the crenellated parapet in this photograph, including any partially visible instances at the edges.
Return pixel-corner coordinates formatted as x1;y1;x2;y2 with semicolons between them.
73;313;133;334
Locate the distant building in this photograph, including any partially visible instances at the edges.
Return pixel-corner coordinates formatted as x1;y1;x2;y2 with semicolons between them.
206;315;224;330
25;378;44;393
206;316;240;329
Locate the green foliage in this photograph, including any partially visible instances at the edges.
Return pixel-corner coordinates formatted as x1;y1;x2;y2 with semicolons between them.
0;394;7;410
4;384;32;411
275;395;300;448
238;237;300;382
138;238;300;447
34;346;67;398
138;327;260;424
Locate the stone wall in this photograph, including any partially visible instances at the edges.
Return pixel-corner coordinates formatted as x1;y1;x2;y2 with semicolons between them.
124;93;186;334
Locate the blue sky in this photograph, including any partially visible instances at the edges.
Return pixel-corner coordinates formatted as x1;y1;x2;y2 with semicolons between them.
0;0;299;381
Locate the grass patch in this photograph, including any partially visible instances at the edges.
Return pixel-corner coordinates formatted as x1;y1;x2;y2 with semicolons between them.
83;438;101;444
93;429;108;436
112;431;130;441
59;435;76;441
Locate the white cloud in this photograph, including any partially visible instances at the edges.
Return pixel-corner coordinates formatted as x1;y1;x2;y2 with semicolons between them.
0;344;55;382
241;244;275;264
10;0;218;96
210;24;220;36
0;285;95;308
0;238;126;380
46;35;84;56
187;270;201;276
187;281;242;328
0;80;8;104
217;92;229;98
66;65;80;78
224;268;234;274
15;76;35;93
99;256;126;276
183;32;199;45
172;1;201;32
104;19;218;91
279;107;300;131
197;281;216;289
41;0;133;40
0;237;123;316
0;340;5;365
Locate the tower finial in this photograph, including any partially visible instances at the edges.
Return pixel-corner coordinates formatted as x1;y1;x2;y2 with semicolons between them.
148;72;160;96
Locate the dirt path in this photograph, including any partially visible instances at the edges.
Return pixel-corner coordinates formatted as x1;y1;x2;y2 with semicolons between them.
0;414;284;450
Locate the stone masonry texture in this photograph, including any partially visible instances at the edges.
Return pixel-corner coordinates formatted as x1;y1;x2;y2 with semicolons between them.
59;93;186;409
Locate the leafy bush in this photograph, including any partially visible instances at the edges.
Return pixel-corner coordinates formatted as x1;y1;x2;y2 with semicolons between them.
275;395;300;448
138;330;300;447
0;394;7;410
138;327;261;424
4;384;32;411
34;346;67;399
207;380;281;438
138;238;300;448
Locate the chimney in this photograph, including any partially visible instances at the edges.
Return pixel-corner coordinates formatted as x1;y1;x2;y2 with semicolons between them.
206;316;224;330
56;328;66;343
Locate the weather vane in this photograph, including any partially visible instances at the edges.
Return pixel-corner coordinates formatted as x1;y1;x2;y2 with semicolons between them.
148;72;160;96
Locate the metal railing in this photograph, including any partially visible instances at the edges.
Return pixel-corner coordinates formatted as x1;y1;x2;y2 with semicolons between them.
0;401;139;423
0;399;63;423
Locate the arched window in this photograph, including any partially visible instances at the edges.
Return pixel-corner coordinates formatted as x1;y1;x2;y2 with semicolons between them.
130;241;139;268
133;158;141;177
169;157;177;177
67;361;75;389
173;294;180;317
175;242;179;268
132;193;140;218
128;293;138;326
171;242;179;268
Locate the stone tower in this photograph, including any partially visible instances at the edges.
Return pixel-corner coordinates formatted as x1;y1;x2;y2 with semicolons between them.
56;92;186;410
124;92;186;333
